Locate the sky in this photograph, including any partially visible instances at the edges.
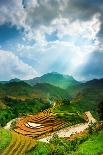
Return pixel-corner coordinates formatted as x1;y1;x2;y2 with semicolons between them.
0;0;103;81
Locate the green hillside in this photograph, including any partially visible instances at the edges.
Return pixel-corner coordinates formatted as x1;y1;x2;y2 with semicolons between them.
0;80;69;127
66;78;103;118
0;74;103;155
73;129;103;155
0;74;103;119
33;83;69;99
26;72;80;89
0;81;68;99
0;73;103;125
0;81;34;97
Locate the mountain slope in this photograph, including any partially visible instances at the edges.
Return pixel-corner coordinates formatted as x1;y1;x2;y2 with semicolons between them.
26;72;80;89
0;81;68;99
69;79;103;117
33;83;69;99
0;81;34;97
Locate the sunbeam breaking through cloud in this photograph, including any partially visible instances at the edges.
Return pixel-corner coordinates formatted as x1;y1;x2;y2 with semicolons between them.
0;0;103;81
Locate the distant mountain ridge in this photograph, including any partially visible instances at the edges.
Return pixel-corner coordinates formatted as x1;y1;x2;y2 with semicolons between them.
0;72;80;89
0;72;103;118
0;73;103;90
0;78;21;84
25;72;80;89
84;78;103;87
9;78;21;83
0;81;68;99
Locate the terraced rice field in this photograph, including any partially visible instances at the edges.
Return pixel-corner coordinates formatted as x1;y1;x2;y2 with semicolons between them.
1;109;66;154
14;108;66;138
1;131;36;155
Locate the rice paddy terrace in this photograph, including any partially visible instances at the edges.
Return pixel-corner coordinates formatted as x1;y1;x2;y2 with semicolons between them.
14;108;67;138
1;108;67;155
1;108;96;154
1;131;36;155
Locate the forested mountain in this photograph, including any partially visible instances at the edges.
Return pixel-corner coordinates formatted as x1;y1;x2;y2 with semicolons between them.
0;80;68;99
25;72;80;89
0;73;103;118
68;78;103;117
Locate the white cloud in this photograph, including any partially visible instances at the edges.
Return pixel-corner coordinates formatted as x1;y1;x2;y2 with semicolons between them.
0;0;103;81
0;50;38;80
0;0;26;28
0;0;101;42
16;39;95;80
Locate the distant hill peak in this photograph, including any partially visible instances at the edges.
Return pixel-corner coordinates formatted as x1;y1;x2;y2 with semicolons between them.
25;72;80;89
9;78;21;83
85;78;103;86
49;72;59;74
42;72;74;79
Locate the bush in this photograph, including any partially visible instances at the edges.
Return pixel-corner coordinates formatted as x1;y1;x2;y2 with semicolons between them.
10;120;16;130
62;99;70;105
88;122;100;134
27;134;89;155
98;101;103;120
49;134;88;154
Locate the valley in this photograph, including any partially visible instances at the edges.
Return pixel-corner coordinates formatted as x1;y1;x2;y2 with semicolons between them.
0;72;103;155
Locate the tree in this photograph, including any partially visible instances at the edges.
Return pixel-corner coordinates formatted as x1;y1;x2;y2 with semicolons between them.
98;100;103;120
62;99;70;105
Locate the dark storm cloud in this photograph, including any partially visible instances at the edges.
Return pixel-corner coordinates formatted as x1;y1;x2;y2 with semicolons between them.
62;0;103;21
1;0;103;32
79;51;103;80
22;0;103;40
51;0;103;43
67;0;103;41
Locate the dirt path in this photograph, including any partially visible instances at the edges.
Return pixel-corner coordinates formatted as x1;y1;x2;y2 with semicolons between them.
39;111;96;143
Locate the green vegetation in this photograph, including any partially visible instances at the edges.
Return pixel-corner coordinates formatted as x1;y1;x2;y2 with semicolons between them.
55;112;84;125
0;80;69;99
0;73;103;155
0;108;15;127
33;83;68;99
26;72;80;89
98;100;103;120
27;129;103;155
53;99;84;125
27;142;50;155
74;130;103;155
0;97;50;126
1;131;36;155
67;79;103;119
0;128;11;152
27;134;88;155
0;81;34;97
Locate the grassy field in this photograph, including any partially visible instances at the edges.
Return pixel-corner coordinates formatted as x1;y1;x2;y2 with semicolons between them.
0;128;11;152
73;130;103;155
27;142;50;155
